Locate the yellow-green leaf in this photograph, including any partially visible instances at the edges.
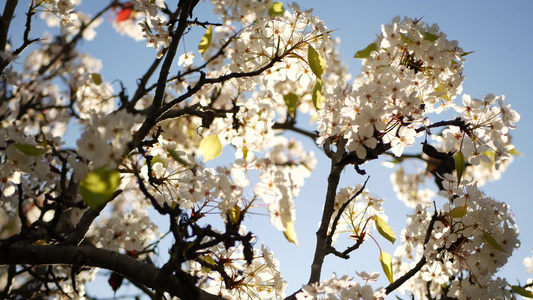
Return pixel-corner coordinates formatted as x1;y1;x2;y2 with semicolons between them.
399;33;411;45
450;205;468;218
510;285;533;298
423;31;440;42
454;151;465;185
379;250;394;283
242;145;248;160
91;73;103;85
150;155;165;168
268;1;284;17
200;134;222;162
312;78;324;110
229;205;241;224
284;93;298;118
14;143;48;156
167;148;191;166
308;45;325;78
483;231;506;252
375;215;396;244
435;82;451;102
283;221;299;246
509;148;521;156
354;43;377;59
40;129;49;148
80;167;121;208
198;26;212;57
202;255;215;272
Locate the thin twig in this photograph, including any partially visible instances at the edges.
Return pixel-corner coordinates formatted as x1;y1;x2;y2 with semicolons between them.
385;205;439;294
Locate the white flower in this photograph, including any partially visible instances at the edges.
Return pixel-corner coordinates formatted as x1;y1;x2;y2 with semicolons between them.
177;51;195;66
524;250;533;273
388;126;417;157
356;271;380;283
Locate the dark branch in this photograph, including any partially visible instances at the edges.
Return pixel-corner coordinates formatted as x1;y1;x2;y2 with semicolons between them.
385;207;439;294
0;245;224;300
273;121;319;141
326;176;370;250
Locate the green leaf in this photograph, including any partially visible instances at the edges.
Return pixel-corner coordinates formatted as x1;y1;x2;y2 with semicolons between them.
461;51;474;57
509;148;521;156
268;1;284;17
375;215;396;244
14;143;48;156
483;231;506;252
399;33;411;45
435;82;451;102
242;145;248;160
308;45;325;78
423;31;440;42
449;205;468;218
454;151;465;184
229;205;241;224
200;134;222;162
40;130;49;148
167;148;191;166
202;255;215;272
354;43;377;59
283;221;299;246
312;78;324;110
80;167;121;208
283;93;298;118
510;285;533;298
198;26;213;57
91;73;103;85
379;250;394;283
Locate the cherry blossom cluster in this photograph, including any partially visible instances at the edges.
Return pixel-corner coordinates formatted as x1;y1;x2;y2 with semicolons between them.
40;0;103;40
317;16;466;158
296;272;385;300
77;110;141;169
0;125;69;238
109;0;171;57
184;235;286;299
173;138;315;233
209;0;278;26
228;7;330;89
4;33;113;126
390;166;435;208
393;175;519;298
93;210;158;252
40;0;79;31
446;94;519;168
328;184;386;245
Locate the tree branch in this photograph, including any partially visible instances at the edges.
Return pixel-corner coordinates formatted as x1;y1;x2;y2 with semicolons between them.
0;245;224;300
63;190;122;246
149;0;194;113
0;0;17;54
415;117;468;134
326;176;370;249
308;157;345;284
385;207;439;295
273;121;318;141
0;0;19;75
37;2;114;76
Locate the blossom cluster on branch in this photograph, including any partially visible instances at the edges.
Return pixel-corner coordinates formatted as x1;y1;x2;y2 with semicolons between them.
0;0;529;299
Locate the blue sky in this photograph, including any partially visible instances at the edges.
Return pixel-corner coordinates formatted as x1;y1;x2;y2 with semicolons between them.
8;0;533;297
